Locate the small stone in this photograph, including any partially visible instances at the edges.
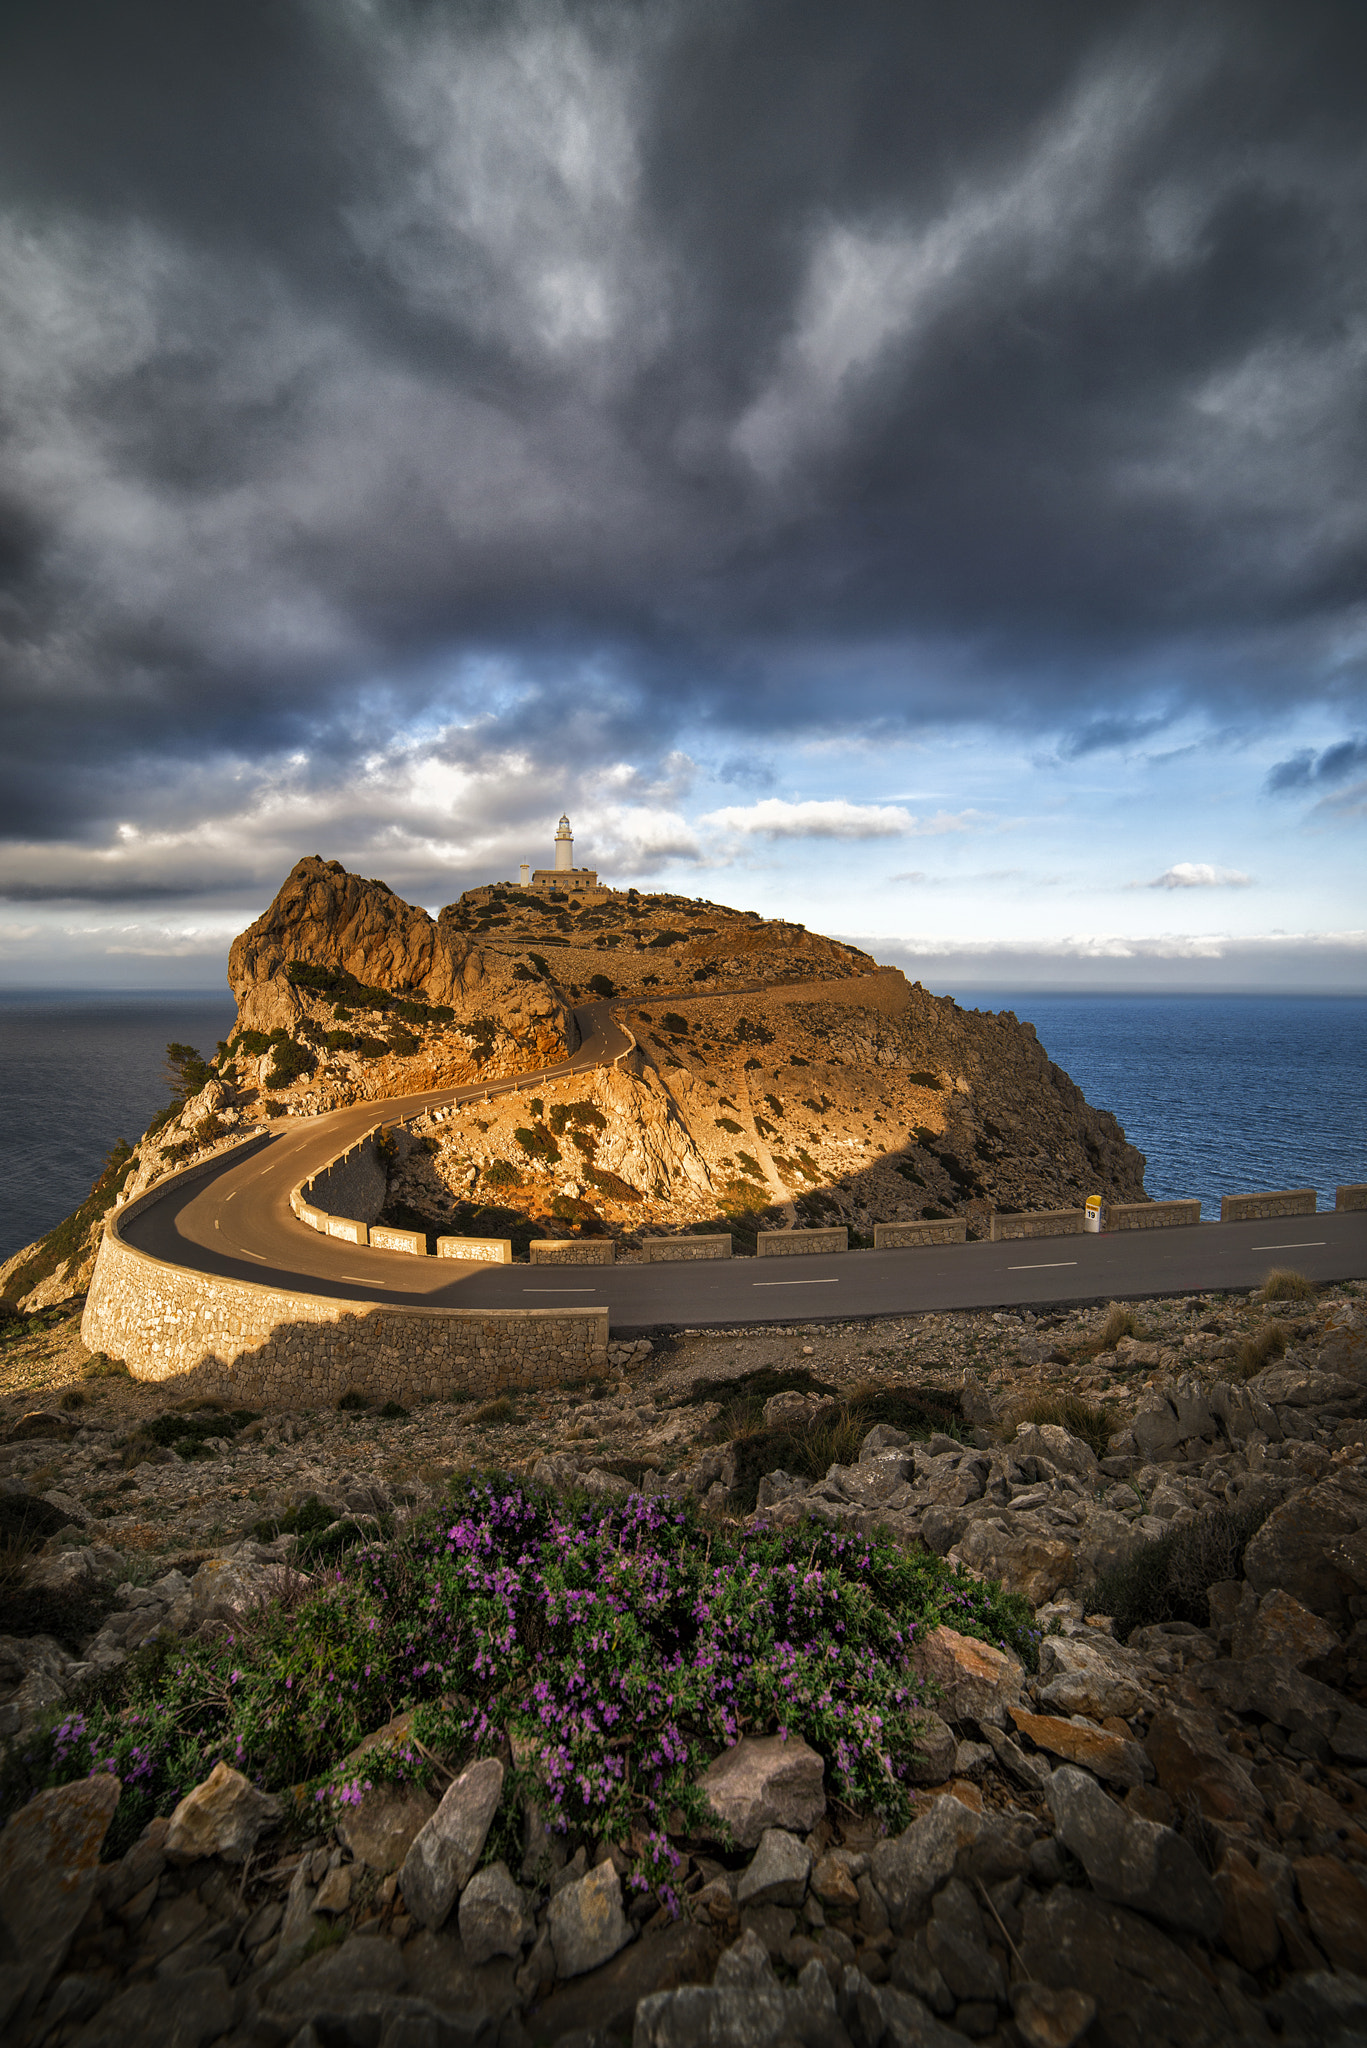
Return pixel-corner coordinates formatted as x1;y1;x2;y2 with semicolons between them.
736;1829;811;1909
336;1781;438;1874
314;1864;353;1915
0;1773;122;2030
1293;1853;1367;1974
698;1733;825;1848
1012;1982;1097;2048
1231;1587;1339;1669
810;1852;860;1909
399;1756;505;1930
458;1860;530;1965
869;1794;983;1928
1212;1850;1280;1974
913;1624;1024;1728
1143;1703;1265;1823
547;1856;632;1979
1045;1765;1222;1942
165;1761;281;1865
1011;1707;1150;1788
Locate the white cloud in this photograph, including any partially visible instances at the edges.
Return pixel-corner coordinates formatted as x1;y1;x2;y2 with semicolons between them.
1140;862;1253;889
700;799;982;840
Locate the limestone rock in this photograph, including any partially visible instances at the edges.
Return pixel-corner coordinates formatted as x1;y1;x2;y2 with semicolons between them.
1230;1586;1339;1668
868;1794;984;1928
1242;1455;1367;1622
810;1851;861;1909
0;1772;122;2029
6;1410;75;1442
336;1780;438;1874
1018;1887;1230;2048
1045;1765;1222;1941
547;1856;631;1979
399;1756;505;1930
1294;1854;1367;1974
457;1860;531;1964
925;1876;1004;2003
906;1710;958;1785
947;1518;1075;1606
1012;1983;1097;2048
912;1623;1024;1729
1037;1634;1156;1723
1011;1708;1151;1788
1011;1422;1099;1480
165;1761;281;1864
736;1829;811;1909
1143;1703;1265;1823
1212;1850;1280;1973
698;1733;825;1848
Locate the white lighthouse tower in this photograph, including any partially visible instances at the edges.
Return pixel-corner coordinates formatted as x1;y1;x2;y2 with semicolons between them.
530;815;597;893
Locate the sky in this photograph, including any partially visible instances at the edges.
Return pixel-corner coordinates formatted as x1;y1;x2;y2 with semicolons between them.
1;0;1365;994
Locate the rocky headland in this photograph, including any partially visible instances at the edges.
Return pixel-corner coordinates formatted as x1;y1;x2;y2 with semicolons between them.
1;857;1145;1310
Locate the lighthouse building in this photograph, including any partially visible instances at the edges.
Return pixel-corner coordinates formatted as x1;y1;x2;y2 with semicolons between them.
525;816;598;893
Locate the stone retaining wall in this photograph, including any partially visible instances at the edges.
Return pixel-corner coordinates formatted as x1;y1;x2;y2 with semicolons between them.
529;1240;615;1264
873;1220;967;1247
81;1222;607;1405
988;1209;1084;1242
1220;1188;1317;1223
641;1235;732;1260
1109;1199;1202;1231
1338;1185;1367;1213
755;1227;847;1257
437;1236;513;1263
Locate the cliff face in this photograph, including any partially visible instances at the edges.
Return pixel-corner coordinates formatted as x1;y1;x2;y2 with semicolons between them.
226;858;574;1103
392;966;1147;1248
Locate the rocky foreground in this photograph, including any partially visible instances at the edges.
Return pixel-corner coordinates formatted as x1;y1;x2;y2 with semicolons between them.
2;1279;1366;2047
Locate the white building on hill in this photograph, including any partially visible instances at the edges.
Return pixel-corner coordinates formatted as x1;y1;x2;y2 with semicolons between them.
521;815;598;892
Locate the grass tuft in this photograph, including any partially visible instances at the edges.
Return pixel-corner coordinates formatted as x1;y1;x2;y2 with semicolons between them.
1233;1321;1288;1379
1258;1267;1316;1303
1013;1393;1115;1461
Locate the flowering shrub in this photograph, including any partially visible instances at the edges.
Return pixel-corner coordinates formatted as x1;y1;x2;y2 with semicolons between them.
1;1481;1034;1866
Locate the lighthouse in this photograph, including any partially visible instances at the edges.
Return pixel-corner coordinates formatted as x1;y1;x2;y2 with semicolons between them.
530;815;598;893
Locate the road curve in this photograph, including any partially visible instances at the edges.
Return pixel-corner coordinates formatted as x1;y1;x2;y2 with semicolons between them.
122;1001;1367;1328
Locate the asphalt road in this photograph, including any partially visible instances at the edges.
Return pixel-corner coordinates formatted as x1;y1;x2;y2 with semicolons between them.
122;1002;1367;1328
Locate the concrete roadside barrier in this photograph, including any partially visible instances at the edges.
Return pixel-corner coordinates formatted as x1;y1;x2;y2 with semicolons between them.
874;1220;967;1247
369;1224;426;1254
642;1235;732;1260
437;1236;514;1263
529;1239;615;1264
756;1227;847;1257
1338;1185;1367;1212
1109;1199;1201;1231
1220;1188;1317;1222
989;1210;1084;1242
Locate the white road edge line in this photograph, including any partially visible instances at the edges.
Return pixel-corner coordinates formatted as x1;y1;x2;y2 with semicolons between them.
753;1278;840;1287
1251;1241;1325;1250
1008;1261;1079;1270
522;1287;597;1293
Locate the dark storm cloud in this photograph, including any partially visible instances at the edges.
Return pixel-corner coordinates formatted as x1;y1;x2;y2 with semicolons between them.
1265;736;1367;793
2;0;1366;893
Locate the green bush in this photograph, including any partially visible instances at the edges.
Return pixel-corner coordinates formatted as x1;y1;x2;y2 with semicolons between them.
514;1125;561;1166
587;974;616;998
1089;1502;1274;1642
4;1481;1035;1864
233;1030;272;1056
906;1072;943;1089
483;1161;522;1189
266;1039;315;1088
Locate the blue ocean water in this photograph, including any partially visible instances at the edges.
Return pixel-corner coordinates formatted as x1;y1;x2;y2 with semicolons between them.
957;992;1367;1219
0;988;1363;1265
0;990;238;1264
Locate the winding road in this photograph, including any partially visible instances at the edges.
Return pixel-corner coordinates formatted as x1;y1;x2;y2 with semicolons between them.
122;1000;1367;1331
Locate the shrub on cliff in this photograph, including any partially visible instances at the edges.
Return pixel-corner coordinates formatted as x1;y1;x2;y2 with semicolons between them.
2;1482;1034;1868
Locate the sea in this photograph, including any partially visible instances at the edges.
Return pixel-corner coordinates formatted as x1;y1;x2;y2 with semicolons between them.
0;988;1364;1264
